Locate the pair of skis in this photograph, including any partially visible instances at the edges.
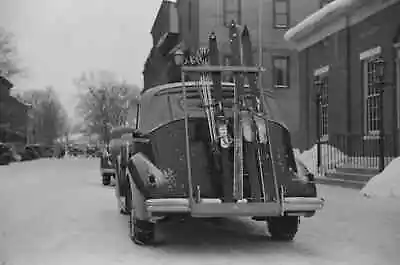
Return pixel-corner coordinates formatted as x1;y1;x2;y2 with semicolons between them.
229;21;278;203
207;33;234;202
201;23;278;203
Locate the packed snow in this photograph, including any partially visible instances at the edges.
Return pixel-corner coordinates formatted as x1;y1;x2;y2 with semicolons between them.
361;157;400;198
2;157;400;265
294;144;347;176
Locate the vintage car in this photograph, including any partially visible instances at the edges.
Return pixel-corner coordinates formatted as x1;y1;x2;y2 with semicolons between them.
101;127;136;186
100;144;116;186
114;78;324;245
109;126;137;214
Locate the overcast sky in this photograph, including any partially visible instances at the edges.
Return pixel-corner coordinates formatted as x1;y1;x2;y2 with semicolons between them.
0;0;162;119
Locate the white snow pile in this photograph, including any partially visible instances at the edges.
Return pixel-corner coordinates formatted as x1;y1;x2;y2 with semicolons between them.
361;157;400;198
293;144;348;176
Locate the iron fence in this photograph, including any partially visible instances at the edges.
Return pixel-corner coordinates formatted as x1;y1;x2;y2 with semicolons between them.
316;133;396;175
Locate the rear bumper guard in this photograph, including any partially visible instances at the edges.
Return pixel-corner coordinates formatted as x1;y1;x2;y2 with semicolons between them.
145;197;324;217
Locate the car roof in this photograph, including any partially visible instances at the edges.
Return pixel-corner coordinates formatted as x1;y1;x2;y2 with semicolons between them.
138;82;288;133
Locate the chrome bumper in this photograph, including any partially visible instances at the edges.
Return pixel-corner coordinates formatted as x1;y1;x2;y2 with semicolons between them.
145;197;324;217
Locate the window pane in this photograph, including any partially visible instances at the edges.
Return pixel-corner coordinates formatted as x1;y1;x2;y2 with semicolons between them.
224;0;239;11
275;14;288;27
275;1;288;13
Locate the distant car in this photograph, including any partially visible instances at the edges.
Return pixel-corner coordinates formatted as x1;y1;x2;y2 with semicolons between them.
20;145;41;161
68;145;84;157
86;145;99;158
0;143;14;165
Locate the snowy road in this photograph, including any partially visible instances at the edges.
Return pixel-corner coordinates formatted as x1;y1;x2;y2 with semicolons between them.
1;158;399;265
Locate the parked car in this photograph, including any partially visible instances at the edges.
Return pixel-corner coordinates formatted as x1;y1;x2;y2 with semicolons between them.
68;145;85;157
86;145;99;158
0;143;14;165
100;144;115;185
20;145;41;161
112;81;325;245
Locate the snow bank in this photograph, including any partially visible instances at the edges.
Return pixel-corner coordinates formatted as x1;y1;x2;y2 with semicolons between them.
294;144;348;176
361;157;400;198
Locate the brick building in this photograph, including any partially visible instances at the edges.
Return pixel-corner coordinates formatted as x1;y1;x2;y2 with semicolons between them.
144;0;324;146
285;0;400;165
0;76;30;144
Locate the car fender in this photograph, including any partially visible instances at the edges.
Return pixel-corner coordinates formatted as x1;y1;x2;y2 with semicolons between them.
127;152;169;198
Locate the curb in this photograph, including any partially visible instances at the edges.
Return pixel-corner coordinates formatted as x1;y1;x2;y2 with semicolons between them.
315;177;366;190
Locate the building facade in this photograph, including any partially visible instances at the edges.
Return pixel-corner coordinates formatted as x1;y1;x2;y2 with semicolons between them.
0;76;30;145
144;0;323;146
175;0;323;144
285;0;400;164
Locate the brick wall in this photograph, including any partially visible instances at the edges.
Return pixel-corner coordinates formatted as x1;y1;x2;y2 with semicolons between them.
298;2;400;151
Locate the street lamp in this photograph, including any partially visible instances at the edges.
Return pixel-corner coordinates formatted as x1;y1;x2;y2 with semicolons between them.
174;49;185;66
374;57;385;172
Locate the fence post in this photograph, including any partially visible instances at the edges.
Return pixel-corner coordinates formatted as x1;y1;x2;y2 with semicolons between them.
314;78;322;176
375;58;385;172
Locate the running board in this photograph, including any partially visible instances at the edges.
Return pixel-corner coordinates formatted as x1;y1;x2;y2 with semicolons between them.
145;197;324;217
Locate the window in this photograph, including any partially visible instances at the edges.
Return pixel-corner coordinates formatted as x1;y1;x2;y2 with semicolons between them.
318;75;329;138
363;57;382;135
273;0;289;29
272;56;290;89
320;0;334;8
222;0;241;26
314;66;329;139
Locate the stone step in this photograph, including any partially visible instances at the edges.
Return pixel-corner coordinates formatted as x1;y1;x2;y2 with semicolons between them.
335;167;380;176
326;170;374;183
315;177;366;189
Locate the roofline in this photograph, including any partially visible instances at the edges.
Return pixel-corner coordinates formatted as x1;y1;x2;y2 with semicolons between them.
284;0;360;42
150;0;175;35
284;0;399;50
0;75;13;89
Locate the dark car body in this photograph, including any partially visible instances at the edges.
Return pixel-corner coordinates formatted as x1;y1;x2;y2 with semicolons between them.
0;143;14;165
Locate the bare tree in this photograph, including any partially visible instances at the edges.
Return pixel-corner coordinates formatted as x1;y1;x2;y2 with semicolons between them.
74;71;141;141
0;27;22;78
21;87;69;145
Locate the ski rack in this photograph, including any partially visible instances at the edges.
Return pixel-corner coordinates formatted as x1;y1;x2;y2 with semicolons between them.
180;65;265;206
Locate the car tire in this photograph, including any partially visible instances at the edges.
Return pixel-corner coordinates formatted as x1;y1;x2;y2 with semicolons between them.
129;211;155;246
102;174;111;186
267;216;299;241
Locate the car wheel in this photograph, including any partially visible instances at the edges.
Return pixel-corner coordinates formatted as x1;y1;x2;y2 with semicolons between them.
267;216;299;241
102;174;111;186
129;211;155;246
126;175;155;246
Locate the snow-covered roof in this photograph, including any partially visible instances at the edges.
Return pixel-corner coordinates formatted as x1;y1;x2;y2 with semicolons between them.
284;0;364;42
